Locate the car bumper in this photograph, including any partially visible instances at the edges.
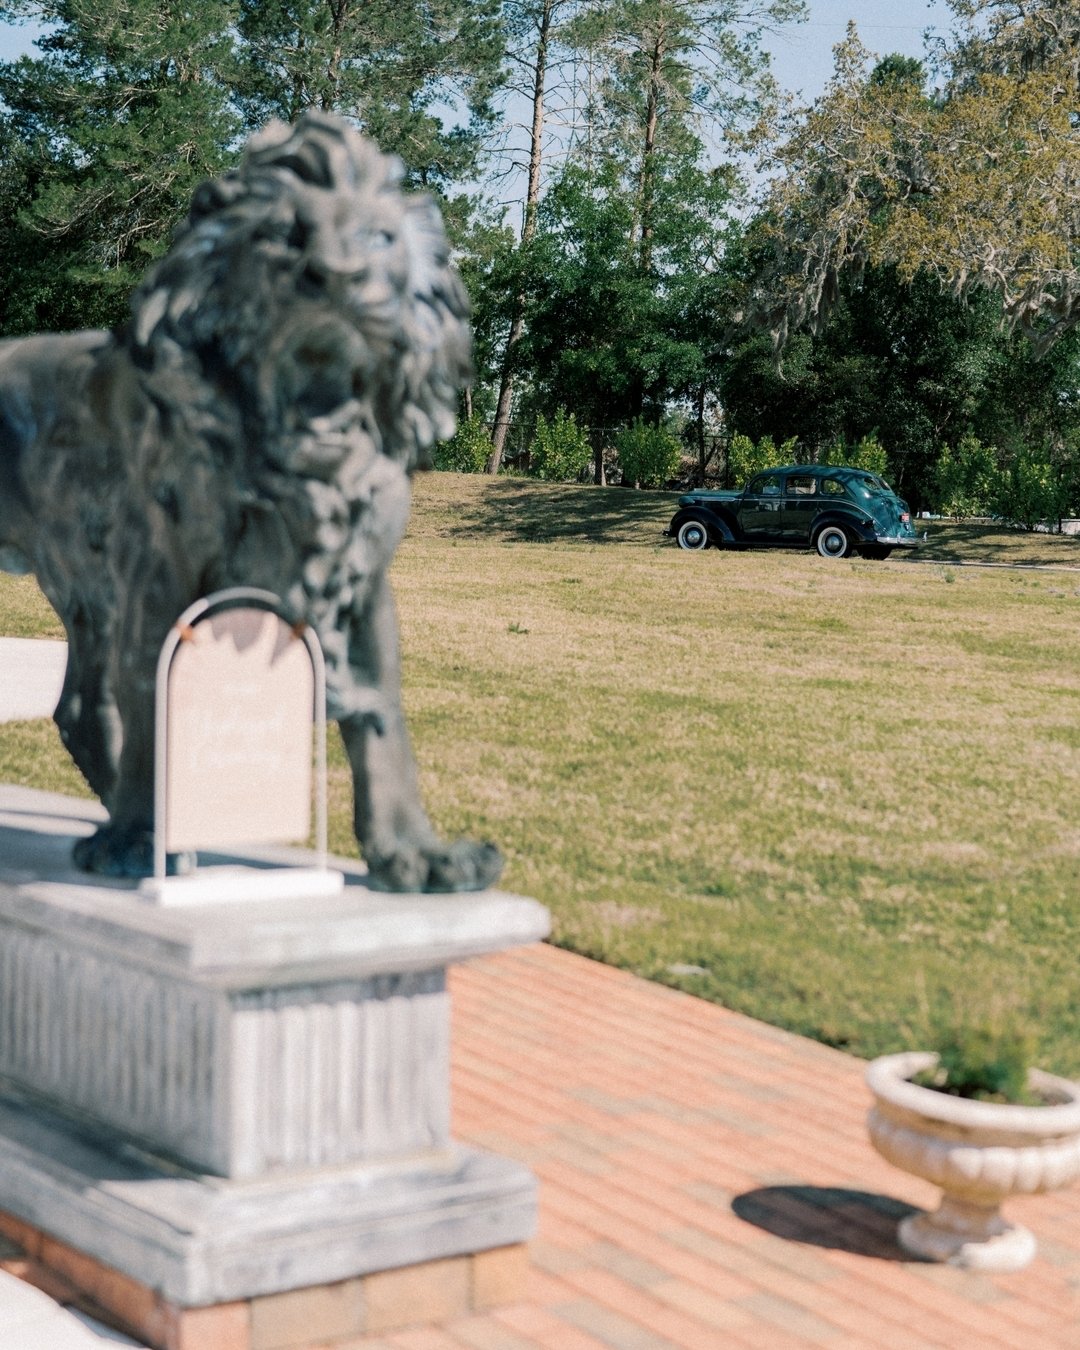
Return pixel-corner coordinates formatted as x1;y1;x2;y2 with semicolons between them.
875;534;923;547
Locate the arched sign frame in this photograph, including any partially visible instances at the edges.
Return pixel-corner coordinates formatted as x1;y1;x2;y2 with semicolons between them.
148;586;336;901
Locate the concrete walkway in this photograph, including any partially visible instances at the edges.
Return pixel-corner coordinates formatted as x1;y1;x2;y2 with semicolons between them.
0;637;67;722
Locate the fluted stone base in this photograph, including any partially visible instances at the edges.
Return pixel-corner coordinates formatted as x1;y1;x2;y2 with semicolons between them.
0;785;549;1308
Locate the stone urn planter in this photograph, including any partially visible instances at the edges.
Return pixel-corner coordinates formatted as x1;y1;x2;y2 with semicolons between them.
866;1051;1080;1270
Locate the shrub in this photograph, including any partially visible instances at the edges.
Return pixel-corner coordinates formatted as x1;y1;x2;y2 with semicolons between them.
433;415;493;473
913;1022;1038;1105
820;434;889;477
530;409;592;482
726;433;772;485
990;448;1070;530
615;419;682;488
849;433;889;477
726;433;801;486
934;432;997;518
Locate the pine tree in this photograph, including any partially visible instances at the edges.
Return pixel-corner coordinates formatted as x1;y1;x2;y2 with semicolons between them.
486;0;587;472
0;0;239;332
231;0;506;190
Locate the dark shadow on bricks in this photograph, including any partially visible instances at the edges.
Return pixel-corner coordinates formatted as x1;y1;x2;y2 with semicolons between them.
732;1185;927;1260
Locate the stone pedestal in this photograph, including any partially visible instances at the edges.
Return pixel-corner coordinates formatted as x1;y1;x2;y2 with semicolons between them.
0;786;550;1346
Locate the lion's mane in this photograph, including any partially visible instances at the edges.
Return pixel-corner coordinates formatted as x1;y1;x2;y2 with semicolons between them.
120;111;472;712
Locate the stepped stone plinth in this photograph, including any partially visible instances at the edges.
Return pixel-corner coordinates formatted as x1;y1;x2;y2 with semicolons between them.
0;785;550;1347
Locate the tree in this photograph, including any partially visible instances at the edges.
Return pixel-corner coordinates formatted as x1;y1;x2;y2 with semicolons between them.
614;417;681;485
483;0;805;474
231;0;506;192
518;161;661;430
755;6;1080;354
0;0;509;337
486;0;586;472
0;0;239;332
569;0;805;272
724;256;1080;504
516;156;730;443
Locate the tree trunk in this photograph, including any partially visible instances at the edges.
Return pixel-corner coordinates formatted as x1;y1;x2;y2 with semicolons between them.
636;24;665;275
488;0;555;474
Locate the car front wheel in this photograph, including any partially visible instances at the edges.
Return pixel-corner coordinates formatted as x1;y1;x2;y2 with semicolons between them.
676;519;710;550
815;524;852;558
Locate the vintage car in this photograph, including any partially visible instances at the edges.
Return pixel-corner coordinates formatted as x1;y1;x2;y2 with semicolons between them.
667;463;922;558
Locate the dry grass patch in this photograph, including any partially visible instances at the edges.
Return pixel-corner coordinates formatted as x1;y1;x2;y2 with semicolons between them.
4;473;1080;1071
0;575;65;638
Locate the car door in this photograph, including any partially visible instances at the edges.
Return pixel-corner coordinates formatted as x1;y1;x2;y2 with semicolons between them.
782;472;818;541
738;471;784;540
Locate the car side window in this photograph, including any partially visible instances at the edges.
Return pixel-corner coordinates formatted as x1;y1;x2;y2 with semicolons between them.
821;477;847;497
786;475;815;496
748;473;782;496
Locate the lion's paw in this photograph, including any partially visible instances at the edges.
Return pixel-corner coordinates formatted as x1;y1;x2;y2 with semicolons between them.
72;824;193;879
365;838;503;893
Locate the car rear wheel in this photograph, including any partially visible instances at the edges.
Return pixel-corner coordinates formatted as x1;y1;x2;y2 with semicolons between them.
815;524;852;559
676;519;710;550
860;545;893;560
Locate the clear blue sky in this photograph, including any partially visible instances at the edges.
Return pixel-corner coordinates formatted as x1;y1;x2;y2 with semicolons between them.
0;2;943;104
764;0;942;101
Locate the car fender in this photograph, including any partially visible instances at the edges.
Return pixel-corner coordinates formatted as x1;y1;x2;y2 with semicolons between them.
667;505;736;545
810;509;876;543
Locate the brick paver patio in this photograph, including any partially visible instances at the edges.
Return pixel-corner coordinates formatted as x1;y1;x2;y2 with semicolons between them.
361;941;1080;1350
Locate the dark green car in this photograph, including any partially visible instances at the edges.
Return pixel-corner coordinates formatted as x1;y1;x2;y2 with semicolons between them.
667;464;922;558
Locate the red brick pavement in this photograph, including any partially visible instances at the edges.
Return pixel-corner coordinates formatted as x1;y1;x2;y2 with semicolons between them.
373;942;1080;1350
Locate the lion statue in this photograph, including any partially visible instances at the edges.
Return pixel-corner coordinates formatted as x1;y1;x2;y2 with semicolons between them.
0;111;502;892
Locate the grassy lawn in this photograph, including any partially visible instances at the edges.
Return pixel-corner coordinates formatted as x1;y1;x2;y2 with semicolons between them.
4;472;1080;1072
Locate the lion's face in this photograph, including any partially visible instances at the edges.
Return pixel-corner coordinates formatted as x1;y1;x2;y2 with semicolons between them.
128;111;471;481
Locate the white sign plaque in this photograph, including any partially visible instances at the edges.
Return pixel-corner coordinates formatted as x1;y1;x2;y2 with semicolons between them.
164;607;314;852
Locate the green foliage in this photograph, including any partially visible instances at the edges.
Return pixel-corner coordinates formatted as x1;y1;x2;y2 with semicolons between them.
434;416;494;473
757;15;1080;355
990;448;1072;530
820;433;889;477
935;433;998;518
0;0;505;336
914;1021;1038;1104
0;0;241;333
518;159;732;430
723;260;1080;508
726;432;797;485
530;408;592;482
450;206;519;401
850;433;889;476
614;419;682;487
232;0;505;191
